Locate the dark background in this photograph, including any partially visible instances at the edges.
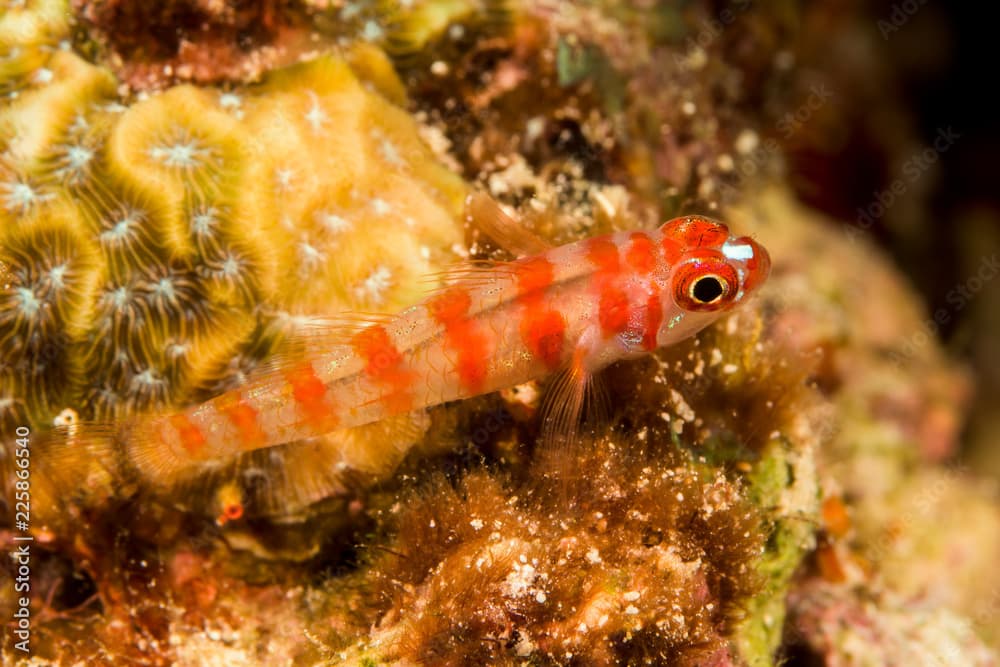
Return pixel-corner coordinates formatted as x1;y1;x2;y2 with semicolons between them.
851;1;997;466
770;0;996;468
892;1;997;309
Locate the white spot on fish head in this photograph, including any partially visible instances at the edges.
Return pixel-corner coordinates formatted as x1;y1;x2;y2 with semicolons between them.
721;238;755;261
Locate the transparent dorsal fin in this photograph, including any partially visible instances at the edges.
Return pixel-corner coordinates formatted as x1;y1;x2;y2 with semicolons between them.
465;192;554;258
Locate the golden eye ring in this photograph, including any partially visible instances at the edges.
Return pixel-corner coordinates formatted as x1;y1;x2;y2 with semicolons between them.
673;256;739;312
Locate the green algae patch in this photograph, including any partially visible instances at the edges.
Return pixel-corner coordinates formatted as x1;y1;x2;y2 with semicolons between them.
737;437;820;665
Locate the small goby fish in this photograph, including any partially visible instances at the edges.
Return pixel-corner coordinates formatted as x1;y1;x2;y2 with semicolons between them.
117;194;770;484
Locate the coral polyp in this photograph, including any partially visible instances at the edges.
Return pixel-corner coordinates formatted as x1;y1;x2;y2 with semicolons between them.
77;180;173;275
0;215;94;341
1;50;116;173
109;86;246;197
236;53;468;313
0;209;98;426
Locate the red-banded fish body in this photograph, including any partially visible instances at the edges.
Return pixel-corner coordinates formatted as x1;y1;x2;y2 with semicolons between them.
79;194;770;487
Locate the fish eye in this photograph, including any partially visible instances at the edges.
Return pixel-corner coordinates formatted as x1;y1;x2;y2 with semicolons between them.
673;255;739;312
690;274;725;304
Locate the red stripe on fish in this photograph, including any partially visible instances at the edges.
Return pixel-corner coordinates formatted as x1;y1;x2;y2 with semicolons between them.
661;235;683;264
352;325;415;413
170;412;206;455
515;255;565;369
514;255;555;296
587;235;621;278
598;284;630;337
642;292;663;351
285;362;338;430
520;308;566;370
220;397;266;449
428;286;492;393
625;232;657;274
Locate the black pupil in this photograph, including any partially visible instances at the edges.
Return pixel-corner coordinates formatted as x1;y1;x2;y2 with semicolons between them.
692;276;724;303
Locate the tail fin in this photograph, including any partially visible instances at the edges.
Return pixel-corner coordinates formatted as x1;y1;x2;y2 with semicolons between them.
4;415;130;528
122;415;215;488
26;408;212;503
16;405;435;524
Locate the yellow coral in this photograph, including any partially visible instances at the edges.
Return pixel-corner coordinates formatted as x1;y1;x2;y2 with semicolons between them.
1;36;469;511
1;50;116;166
108;86;248;203
238;52;467;314
0;0;68;50
0;199;100;426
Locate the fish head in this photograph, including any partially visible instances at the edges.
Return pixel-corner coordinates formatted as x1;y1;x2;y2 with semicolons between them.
650;216;771;346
